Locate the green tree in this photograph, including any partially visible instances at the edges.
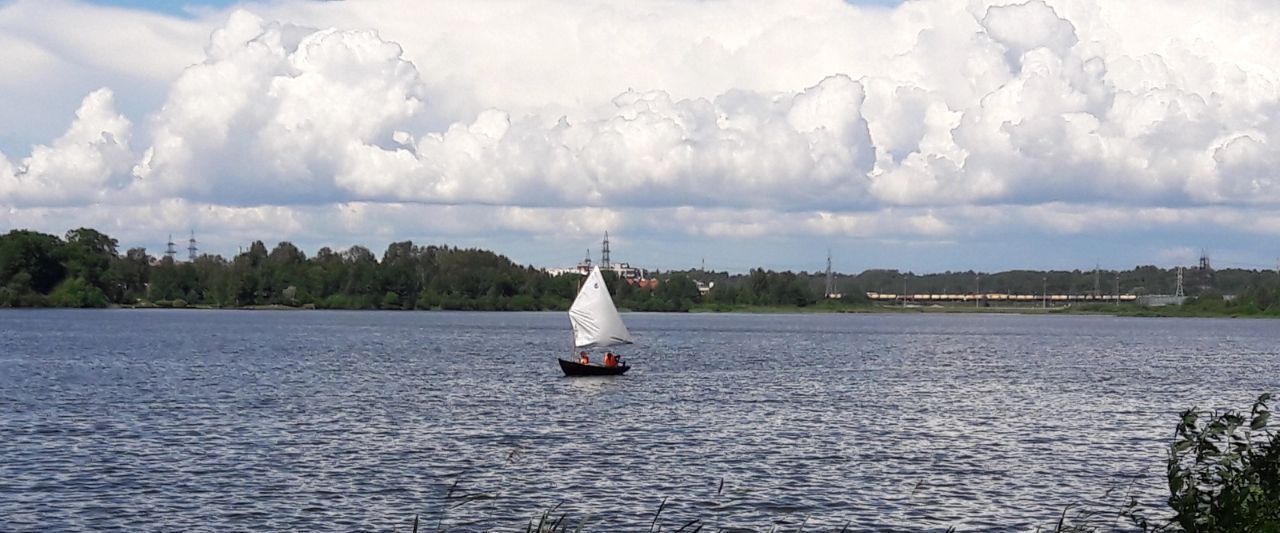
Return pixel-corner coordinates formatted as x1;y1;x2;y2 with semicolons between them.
658;274;700;310
109;247;152;302
265;241;306;304
48;277;109;308
380;241;421;309
148;256;182;301
341;245;378;307
0;230;67;296
61;228;118;293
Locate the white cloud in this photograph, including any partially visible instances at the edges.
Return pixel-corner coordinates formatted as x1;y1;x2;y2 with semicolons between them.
0;0;210;149
981;0;1079;69
0;0;207;87
121;11;881;210
132;11;428;205
1211;133;1279;200
1;88;134;206
0;151;13;184
3;0;1280;268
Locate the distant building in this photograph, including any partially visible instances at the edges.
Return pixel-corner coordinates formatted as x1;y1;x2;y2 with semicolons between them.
547;261;647;280
1137;295;1187;307
545;232;649;280
628;278;659;290
545;250;594;277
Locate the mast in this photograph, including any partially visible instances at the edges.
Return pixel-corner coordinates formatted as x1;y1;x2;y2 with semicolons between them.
572;275;582;356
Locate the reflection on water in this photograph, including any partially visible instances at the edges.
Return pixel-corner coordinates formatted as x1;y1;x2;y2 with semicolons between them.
1;310;1277;531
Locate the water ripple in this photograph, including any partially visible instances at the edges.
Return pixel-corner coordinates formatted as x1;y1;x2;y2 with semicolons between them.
1;310;1277;531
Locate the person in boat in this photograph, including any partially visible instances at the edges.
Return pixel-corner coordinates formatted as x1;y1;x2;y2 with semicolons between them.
579;351;590;365
604;352;624;367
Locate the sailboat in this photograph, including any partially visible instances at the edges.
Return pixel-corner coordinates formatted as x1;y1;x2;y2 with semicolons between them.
558;266;633;376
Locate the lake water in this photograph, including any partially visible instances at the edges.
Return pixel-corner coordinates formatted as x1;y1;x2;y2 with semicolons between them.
1;310;1277;531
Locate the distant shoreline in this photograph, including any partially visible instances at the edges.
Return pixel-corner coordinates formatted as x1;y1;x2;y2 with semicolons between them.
26;303;1263;319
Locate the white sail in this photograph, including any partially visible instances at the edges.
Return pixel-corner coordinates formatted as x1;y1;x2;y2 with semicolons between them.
569;267;633;349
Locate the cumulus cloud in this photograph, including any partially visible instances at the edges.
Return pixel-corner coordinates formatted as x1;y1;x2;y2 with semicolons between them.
0;152;12;184
1;88;134;206
0;0;210;149
114;10;882;210
384;75;876;209
130;11;427;205
981;0;1079;69
3;0;1280;268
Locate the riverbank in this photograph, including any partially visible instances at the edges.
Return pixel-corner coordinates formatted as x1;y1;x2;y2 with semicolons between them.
28;300;1280;319
688;301;1280;318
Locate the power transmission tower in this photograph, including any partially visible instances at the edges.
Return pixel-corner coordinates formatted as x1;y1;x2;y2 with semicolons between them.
187;231;198;262
1114;273;1120;307
1199;249;1213;290
601;232;611;269
165;234;177;261
1094;264;1101;298
1175;267;1185;298
824;250;835;299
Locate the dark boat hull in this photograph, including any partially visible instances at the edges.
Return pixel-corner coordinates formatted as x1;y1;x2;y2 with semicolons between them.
558;358;630;376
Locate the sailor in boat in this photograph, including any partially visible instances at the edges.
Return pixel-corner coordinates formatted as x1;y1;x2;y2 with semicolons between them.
560;266;633;375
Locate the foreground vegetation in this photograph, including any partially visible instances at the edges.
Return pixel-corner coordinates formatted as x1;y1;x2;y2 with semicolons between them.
1057;393;1278;532
4;226;1280;316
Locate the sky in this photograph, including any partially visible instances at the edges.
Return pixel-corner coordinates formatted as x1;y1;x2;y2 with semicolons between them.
3;0;1280;274
83;0;238;15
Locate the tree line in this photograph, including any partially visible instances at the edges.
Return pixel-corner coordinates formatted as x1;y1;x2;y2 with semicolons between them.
3;227;1280;313
0;228;711;310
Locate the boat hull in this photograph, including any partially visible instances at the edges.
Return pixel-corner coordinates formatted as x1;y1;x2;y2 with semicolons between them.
558;358;630;376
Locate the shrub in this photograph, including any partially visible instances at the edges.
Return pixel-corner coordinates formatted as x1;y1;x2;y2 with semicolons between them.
509;294;537;311
48;277;109;308
1124;393;1279;532
1164;393;1277;531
